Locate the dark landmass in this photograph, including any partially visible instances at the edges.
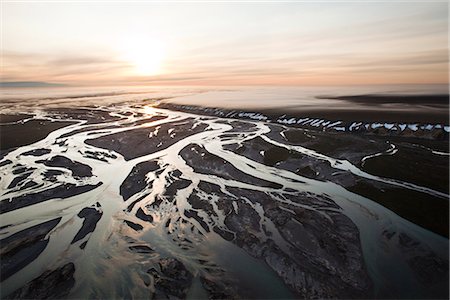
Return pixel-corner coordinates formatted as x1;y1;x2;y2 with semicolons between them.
319;94;449;106
58;115;166;139
85;119;208;160
5;263;75;299
0;218;61;281
150;258;193;299
361;138;449;194
349;182;449;238
21;148;52;157
198;180;372;298
7;171;33;189
0;182;102;214
129;245;153;253
0;119;76;151
71;205;103;244
120;161;159;200
125;220;144;231
0;81;66;88
277;128;449;193
160;93;449;124
136;208;153;223
0;114;33;123
180;143;282;189
273;108;449;124
264;125;449;237
47;107;121;124
36;155;93;178
156;106;449;141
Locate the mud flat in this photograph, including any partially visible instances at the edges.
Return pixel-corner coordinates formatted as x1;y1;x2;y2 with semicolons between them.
158;93;449;140
0;114;76;152
0;102;448;299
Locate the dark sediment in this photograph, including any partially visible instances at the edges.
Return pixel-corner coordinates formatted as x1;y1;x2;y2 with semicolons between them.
21;148;51;157
46;107;121;124
0;159;12;167
71;205;103;244
160;93;449;124
320;94;449;106
188;193;217;217
124;220;144;231
57;116;167;139
83;150;117;162
180;143;282;189
349;181;449;237
37;155;93;178
129;245;153;253
120;160;159;201
162;174;192;203
136;208;153;223
360;139;449;194
149;258;193;299
184;209;210;232
158;94;449;139
1;120;76;151
230;126;449;237
85;119;208;160
5;263;75;299
194;181;372;298
0;182;102;213
200;276;236;299
0;218;61;281
0;114;33;124
43;170;64;182
265;108;449;124
7;172;33;189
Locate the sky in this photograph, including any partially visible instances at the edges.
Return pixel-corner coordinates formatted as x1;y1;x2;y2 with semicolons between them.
1;1;448;86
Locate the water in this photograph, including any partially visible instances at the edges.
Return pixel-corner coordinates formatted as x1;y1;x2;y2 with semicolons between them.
0;85;448;299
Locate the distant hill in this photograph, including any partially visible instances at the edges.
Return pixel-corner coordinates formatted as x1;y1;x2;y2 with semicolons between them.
0;81;67;87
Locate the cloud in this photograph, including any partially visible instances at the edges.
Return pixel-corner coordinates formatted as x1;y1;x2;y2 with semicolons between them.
49;56;117;66
2;51;131;83
2;2;447;86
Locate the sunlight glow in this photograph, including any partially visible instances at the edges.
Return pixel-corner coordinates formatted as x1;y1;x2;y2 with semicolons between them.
143;105;157;115
121;36;166;76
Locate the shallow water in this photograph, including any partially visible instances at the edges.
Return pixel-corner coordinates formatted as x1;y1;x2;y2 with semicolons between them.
0;87;448;299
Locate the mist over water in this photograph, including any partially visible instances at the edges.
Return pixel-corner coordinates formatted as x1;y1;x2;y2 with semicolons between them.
0;85;448;299
1;84;448;107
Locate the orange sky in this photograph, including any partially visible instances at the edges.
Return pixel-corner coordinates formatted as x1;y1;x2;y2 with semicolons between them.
2;2;448;86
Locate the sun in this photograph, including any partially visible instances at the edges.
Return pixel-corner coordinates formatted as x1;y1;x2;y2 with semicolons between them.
121;36;166;76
